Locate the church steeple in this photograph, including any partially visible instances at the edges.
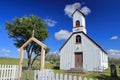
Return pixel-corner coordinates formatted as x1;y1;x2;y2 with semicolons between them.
72;9;87;34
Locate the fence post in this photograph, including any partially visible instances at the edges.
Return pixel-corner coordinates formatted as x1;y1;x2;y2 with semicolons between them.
34;70;36;80
84;77;87;80
33;70;100;80
73;75;77;80
69;75;72;80
0;65;19;80
56;73;59;80
89;78;93;80
78;76;82;80
60;73;63;80
64;74;67;80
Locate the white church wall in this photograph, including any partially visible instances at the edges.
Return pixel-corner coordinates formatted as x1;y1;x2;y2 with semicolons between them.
100;51;108;70
73;27;87;34
97;50;108;72
81;34;98;71
60;35;76;70
81;33;108;71
60;32;108;71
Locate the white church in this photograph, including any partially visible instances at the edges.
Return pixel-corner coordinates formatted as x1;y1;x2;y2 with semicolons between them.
60;9;108;72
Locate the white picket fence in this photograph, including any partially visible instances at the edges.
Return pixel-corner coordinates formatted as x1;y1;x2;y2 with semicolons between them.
0;65;19;80
34;69;98;80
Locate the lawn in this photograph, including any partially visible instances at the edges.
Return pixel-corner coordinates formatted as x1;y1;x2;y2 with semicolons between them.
0;58;120;80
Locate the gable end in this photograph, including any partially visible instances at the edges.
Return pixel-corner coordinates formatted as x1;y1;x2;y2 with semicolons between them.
59;31;83;51
59;31;107;54
72;9;85;17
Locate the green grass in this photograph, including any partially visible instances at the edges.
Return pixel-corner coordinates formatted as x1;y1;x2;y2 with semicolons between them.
0;58;120;80
0;58;19;65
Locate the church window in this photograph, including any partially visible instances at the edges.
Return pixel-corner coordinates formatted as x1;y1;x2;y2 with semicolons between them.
76;20;80;27
76;35;81;43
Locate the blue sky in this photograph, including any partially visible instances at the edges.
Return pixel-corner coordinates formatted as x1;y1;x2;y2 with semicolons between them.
0;0;120;58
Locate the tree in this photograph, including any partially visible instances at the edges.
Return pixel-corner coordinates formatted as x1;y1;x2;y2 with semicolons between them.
5;15;49;69
45;53;60;63
108;58;120;65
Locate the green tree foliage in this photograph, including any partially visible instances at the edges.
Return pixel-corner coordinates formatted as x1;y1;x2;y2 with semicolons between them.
45;53;60;69
45;53;60;63
5;15;49;69
108;58;120;65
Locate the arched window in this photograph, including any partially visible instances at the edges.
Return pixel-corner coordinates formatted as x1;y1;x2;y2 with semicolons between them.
76;35;81;43
76;20;80;27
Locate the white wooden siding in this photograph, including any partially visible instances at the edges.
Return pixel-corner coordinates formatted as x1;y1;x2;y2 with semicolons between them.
72;11;86;33
60;32;108;71
81;33;108;71
60;35;75;70
81;34;101;71
73;11;85;27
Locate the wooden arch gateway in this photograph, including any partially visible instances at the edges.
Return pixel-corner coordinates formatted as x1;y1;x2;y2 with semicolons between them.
18;36;47;80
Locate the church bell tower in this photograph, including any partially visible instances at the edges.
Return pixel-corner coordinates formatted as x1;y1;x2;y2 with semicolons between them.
72;9;87;34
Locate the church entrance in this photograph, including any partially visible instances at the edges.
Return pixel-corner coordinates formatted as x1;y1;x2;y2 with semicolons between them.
75;52;83;68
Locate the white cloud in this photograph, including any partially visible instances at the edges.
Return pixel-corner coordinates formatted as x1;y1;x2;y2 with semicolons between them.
0;48;10;53
107;49;120;59
55;30;72;40
64;2;91;17
44;19;57;27
0;48;11;58
17;49;20;52
110;36;119;40
108;49;120;53
80;6;91;15
49;51;58;54
64;2;81;17
5;53;10;57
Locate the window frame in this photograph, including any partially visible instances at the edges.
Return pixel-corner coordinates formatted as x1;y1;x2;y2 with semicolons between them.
76;20;80;27
76;35;81;44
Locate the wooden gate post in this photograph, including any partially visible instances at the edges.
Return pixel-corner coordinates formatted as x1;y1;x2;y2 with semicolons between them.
40;47;45;70
18;37;47;79
18;48;24;80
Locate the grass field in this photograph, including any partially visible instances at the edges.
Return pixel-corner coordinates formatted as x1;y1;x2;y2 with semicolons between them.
0;58;120;80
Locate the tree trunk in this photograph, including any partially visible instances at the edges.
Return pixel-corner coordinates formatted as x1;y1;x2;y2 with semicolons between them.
28;57;32;70
26;45;33;70
31;53;40;66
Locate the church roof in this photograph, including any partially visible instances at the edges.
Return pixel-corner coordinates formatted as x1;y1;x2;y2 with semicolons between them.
59;31;107;54
72;9;85;17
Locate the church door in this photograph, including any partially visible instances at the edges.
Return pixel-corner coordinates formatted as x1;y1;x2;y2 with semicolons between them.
75;52;83;68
